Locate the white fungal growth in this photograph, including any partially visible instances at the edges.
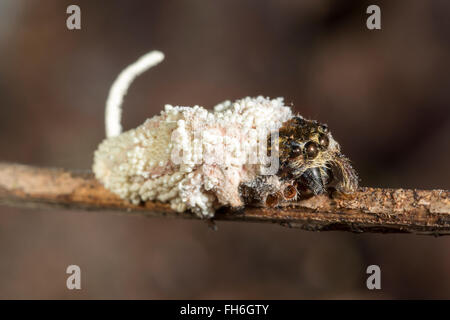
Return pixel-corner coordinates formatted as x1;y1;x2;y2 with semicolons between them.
105;50;164;138
94;51;294;217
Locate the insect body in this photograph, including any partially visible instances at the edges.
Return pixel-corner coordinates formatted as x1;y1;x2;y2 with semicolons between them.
239;117;358;207
93;51;358;218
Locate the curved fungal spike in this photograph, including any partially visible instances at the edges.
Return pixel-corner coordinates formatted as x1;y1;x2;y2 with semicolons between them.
105;50;165;138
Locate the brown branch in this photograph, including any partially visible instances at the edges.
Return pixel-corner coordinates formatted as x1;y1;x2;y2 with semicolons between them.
0;162;449;235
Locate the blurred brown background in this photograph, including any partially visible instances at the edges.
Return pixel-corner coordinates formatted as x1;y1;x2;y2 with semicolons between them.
0;0;449;299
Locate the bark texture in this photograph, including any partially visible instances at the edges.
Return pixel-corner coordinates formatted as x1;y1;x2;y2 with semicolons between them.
0;162;449;235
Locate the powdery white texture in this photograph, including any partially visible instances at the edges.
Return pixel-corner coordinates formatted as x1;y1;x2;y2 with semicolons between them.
93;96;293;217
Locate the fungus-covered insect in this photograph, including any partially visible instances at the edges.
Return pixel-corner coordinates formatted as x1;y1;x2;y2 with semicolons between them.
239;116;359;208
93;51;358;218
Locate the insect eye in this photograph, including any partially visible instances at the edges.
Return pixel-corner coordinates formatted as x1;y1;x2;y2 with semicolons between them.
320;124;329;132
289;141;302;158
318;134;329;148
304;141;319;159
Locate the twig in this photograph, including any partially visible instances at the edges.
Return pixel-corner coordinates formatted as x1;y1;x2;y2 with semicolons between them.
0;162;448;235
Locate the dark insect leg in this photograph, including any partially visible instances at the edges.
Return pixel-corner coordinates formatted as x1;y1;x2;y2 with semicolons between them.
265;192;281;207
282;184;297;200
